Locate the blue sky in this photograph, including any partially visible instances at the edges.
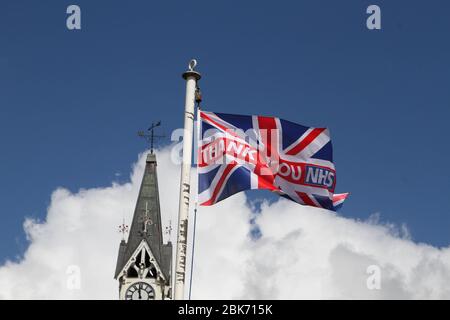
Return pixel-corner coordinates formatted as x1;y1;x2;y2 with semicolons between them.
0;0;449;262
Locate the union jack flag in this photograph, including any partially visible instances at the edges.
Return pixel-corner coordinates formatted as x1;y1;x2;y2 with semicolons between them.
198;111;349;211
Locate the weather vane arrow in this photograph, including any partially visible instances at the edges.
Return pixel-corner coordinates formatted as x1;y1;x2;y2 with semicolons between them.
138;121;165;154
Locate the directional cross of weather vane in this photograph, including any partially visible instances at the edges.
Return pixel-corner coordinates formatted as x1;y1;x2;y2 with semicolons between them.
138;121;165;154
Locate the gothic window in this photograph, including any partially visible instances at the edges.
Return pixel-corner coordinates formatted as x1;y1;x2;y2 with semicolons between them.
146;264;157;279
127;266;138;278
126;246;157;279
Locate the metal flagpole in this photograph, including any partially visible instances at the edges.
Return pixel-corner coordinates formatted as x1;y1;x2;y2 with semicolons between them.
188;86;202;300
174;59;201;300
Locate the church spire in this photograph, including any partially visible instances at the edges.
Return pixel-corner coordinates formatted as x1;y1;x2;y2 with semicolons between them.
115;153;172;300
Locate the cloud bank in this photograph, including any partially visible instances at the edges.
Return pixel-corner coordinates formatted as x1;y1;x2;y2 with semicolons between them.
0;147;449;299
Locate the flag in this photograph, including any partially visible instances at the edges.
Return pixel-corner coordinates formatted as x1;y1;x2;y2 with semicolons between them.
197;111;349;211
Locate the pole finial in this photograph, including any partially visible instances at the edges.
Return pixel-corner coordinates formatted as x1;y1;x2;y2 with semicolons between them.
183;59;201;81
188;59;197;71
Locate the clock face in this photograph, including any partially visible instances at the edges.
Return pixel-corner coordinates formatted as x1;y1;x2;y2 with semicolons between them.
125;282;155;300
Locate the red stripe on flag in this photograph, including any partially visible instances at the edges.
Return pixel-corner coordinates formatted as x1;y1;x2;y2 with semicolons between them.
257;116;277;158
286;128;326;156
258;174;277;190
297;192;319;207
333;193;349;202
201;112;238;138
201;163;237;206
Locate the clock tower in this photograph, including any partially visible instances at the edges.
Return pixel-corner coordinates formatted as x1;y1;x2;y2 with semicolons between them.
114;153;172;300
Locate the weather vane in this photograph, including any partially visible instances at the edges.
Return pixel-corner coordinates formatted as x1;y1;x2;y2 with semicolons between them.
118;218;129;241
138;121;165;154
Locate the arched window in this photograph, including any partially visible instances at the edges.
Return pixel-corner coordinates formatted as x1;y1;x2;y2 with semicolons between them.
126;247;157;278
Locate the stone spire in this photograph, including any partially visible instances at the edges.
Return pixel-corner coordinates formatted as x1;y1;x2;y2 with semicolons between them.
114;153;172;299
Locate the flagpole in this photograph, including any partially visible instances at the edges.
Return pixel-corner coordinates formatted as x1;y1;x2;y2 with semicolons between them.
174;59;201;300
188;87;202;300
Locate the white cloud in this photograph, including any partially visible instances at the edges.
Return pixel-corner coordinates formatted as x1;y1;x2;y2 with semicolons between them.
0;147;449;299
